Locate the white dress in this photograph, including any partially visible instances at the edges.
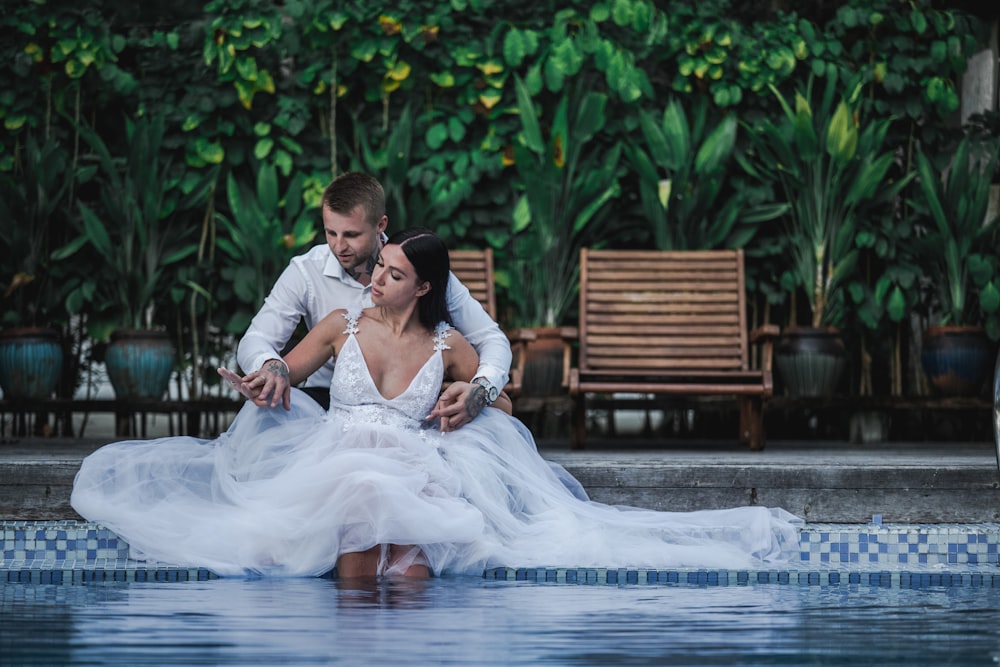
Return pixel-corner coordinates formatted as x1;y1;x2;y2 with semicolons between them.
71;310;802;577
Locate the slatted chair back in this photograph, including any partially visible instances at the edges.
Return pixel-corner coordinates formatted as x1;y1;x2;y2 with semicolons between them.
578;248;750;377
449;248;496;320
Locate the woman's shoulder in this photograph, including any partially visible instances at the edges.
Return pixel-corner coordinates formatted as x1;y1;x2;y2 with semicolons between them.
314;306;362;335
434;321;472;351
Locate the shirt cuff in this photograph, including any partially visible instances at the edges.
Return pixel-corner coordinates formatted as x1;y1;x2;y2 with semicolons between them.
474;365;509;393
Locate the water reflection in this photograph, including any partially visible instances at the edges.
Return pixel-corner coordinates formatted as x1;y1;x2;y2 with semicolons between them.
2;577;1000;665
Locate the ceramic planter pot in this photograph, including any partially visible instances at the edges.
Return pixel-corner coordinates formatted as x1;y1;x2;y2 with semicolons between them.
920;325;994;396
774;327;847;397
105;329;175;400
0;327;63;399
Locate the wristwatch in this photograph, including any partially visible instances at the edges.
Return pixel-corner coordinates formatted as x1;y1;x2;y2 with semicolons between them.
472;377;499;406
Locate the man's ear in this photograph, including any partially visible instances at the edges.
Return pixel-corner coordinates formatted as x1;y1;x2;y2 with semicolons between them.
377;214;388;234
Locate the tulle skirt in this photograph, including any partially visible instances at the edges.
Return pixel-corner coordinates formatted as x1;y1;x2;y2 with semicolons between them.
71;389;802;577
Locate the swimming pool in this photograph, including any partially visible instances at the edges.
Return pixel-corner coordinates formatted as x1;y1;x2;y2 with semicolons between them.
3;575;1000;665
4;520;1000;665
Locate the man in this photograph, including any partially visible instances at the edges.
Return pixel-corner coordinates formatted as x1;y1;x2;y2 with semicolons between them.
236;172;511;431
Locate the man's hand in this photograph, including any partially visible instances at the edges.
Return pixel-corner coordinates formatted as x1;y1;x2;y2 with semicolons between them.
426;381;487;432
223;359;292;410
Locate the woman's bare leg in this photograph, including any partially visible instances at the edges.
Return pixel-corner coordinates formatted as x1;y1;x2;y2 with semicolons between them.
336;546;381;579
387;544;430;578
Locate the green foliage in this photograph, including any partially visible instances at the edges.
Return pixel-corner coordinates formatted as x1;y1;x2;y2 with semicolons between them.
739;70;913;329
59;113;215;335
625;95;787;250
508;74;622;328
911;134;1000;335
663;1;807;109
0;134;77;327
802;0;987;147
0;0;994;395
214;163;319;335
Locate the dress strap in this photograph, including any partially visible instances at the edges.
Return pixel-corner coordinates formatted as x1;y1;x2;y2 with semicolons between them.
433;321;453;352
342;306;363;335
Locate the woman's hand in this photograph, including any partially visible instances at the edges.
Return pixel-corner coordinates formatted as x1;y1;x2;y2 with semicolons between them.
218;367;260;401
219;360;292;410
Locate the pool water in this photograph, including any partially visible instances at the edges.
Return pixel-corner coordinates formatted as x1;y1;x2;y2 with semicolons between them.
3;576;1000;666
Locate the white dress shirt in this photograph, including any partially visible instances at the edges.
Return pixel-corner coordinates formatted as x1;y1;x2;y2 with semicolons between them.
237;244;511;392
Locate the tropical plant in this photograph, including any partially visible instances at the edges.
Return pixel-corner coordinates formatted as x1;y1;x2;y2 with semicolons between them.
911;133;1000;337
508;75;622;328
58;112;215;336
738;70;913;329
214;162;318;335
0;134;78;328
626;96;787;250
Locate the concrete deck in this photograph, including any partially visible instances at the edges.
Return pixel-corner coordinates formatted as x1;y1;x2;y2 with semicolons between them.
2;435;998;524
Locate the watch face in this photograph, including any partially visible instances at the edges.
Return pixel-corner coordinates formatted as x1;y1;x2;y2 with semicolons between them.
475;378;497;403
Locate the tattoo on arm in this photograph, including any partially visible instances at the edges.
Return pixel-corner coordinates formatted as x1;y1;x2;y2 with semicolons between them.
465;385;487;418
265;360;289;380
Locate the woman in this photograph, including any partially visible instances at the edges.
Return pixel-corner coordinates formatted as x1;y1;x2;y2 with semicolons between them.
71;228;801;579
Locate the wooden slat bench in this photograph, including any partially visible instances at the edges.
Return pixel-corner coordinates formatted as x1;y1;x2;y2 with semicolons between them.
448;248;522;398
565;248;778;450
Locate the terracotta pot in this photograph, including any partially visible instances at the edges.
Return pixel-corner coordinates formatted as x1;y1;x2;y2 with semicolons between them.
515;326;566;398
921;325;994;396
0;327;63;399
105;329;175;400
774;327;847;397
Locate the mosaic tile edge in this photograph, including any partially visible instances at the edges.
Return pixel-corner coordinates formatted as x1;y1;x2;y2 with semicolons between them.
5;520;1000;587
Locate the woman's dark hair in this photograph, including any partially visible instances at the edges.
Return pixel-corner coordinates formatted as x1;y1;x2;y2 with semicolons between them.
386;227;450;330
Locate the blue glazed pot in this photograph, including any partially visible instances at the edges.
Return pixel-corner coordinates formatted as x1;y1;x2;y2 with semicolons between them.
0;327;63;399
920;326;995;396
105;329;174;400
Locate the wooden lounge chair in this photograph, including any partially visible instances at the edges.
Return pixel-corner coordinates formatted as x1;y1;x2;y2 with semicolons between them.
448;248;522;398
565;248;778;450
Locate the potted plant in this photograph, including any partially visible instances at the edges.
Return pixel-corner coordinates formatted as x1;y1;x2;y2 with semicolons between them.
59;112;214;400
506;75;622;397
0;134;75;400
739;70;912;396
911;132;1000;395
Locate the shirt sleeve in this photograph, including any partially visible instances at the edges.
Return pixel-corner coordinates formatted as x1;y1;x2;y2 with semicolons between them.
444;272;511;390
236;262;310;374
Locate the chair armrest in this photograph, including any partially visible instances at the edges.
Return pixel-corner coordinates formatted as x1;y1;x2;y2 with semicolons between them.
560;327;579;388
749;324;780;342
749;324;780;372
506;328;538;343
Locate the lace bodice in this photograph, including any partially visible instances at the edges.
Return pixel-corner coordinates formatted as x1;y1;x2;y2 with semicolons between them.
326;309;452;432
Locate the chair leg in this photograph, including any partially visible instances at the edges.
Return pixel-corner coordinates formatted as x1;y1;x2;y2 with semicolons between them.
738;396;765;451
571;393;586;450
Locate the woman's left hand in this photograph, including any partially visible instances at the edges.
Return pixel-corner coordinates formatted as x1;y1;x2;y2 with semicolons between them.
217;368;260;401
